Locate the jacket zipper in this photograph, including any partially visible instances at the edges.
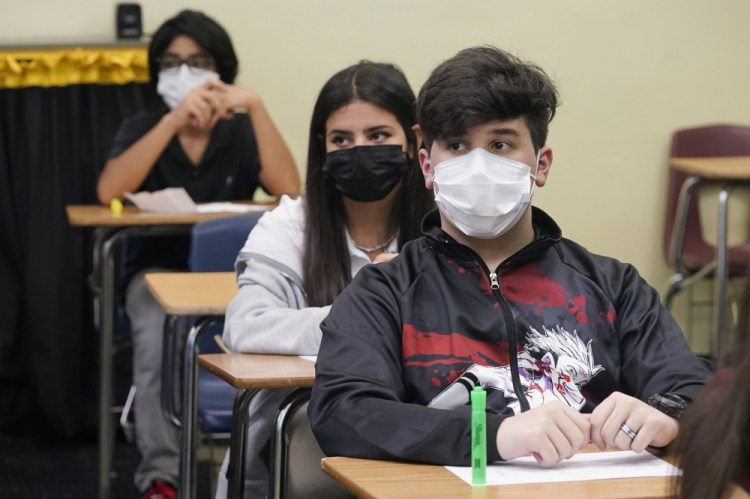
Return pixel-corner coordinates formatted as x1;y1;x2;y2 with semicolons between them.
489;272;500;290
489;270;530;412
434;234;533;413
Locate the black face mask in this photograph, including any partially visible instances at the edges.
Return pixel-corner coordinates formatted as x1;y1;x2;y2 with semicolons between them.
322;145;409;202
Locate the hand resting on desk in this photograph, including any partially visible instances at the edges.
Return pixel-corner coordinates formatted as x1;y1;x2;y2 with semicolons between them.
589;392;679;453
496;392;679;467
496;400;590;467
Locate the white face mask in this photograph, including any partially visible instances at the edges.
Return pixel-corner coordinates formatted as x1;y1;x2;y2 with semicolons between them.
156;64;220;109
433;148;539;239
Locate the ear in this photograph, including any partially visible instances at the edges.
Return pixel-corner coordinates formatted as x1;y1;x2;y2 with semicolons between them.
418;146;435;189
410;124;423;159
534;145;553;188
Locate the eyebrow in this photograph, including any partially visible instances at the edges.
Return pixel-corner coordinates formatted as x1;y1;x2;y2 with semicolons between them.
326;124;396;136
488;127;521;137
161;51;210;58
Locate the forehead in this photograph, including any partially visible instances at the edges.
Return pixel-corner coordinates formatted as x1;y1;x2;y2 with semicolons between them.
163;35;205;56
325;100;399;132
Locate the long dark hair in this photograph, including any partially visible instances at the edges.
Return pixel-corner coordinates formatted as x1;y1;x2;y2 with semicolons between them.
302;61;434;307
147;9;238;110
674;267;750;498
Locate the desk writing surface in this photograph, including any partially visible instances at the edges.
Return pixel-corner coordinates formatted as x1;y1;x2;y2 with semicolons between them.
197;353;315;389
670;156;750;179
323;454;750;499
322;455;675;499
65;203;274;227
144;272;237;316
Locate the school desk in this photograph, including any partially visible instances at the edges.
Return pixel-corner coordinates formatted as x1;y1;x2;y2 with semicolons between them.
144;271;238;499
322;449;750;499
669;156;750;364
66;203;269;499
197;353;316;499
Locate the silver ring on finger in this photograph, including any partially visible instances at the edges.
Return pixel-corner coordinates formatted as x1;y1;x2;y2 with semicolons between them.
620;423;637;440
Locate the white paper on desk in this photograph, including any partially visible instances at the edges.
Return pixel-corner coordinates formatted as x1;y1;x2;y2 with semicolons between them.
196;202;270;213
125;187;269;214
445;451;680;486
299;355;317;362
126;187;197;213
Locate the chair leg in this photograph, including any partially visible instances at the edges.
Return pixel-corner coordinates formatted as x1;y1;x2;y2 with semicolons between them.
270;388;312;499
118;385;136;443
664;274;684;310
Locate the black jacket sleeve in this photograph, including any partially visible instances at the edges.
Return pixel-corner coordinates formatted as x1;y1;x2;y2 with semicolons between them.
560;242;713;403
611;261;712;402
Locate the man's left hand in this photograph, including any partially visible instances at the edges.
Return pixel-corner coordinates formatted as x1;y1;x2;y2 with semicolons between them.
589;392;679;452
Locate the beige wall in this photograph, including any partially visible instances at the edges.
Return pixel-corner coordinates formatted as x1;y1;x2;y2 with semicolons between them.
3;0;750;294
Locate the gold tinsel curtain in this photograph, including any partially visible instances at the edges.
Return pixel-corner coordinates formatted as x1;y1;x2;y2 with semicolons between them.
0;47;148;88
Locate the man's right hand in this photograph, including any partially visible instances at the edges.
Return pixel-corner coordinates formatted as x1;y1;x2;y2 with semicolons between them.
496;401;590;467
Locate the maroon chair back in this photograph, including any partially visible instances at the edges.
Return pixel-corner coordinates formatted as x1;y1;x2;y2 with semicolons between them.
663;124;750;273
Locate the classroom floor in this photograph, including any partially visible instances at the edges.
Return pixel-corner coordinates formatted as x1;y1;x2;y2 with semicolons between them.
0;430;220;499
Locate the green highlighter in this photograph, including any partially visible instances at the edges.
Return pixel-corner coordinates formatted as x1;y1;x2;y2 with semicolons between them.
471;386;487;485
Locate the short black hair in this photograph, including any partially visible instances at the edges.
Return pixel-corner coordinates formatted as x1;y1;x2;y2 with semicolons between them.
147;10;238;100
416;46;558;152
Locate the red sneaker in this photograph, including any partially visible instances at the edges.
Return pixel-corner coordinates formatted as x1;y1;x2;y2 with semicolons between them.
142;480;177;499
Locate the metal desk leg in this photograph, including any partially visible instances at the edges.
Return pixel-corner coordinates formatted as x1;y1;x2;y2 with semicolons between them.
714;183;734;366
162;315;187;429
93;224;194;499
97;229;133;499
179;317;219;499
228;388;258;499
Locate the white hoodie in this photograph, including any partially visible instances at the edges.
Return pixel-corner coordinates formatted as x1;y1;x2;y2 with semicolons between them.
222;194;396;354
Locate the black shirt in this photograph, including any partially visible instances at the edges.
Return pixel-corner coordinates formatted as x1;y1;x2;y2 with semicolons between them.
106;110;262;276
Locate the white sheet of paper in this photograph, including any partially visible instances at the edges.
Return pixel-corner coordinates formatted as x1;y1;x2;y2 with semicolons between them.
126;187;197;213
196;202;270;214
125;187;270;214
445;451;680;486
299;356;317;362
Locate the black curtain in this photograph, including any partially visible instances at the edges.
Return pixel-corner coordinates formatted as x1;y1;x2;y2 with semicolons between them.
0;82;148;437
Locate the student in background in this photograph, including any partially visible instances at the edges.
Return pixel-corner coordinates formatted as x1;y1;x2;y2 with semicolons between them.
309;46;711;468
97;10;300;499
217;61;434;498
674;269;750;498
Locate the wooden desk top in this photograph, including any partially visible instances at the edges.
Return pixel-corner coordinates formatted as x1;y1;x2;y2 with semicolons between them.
323;453;750;499
670;156;750;179
321;455;670;499
66;203;273;227
197;353;315;389
144;272;237;316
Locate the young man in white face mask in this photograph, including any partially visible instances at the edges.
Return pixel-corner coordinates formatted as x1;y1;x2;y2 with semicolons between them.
309;46;711;469
96;10;300;499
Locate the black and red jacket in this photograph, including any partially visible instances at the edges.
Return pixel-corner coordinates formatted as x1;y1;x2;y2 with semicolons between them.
309;208;711;465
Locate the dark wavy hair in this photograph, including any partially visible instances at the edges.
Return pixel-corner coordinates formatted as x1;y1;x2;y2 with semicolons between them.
302;61;434;307
673;266;750;499
416;45;558;152
147;10;238;110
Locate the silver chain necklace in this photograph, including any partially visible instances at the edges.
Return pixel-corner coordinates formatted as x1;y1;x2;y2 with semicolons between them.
352;233;396;253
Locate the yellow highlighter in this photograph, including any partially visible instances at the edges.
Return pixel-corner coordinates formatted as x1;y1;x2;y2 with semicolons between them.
471;386;486;485
110;198;123;216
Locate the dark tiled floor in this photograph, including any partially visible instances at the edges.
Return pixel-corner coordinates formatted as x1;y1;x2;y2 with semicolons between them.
0;432;216;499
0;431;138;499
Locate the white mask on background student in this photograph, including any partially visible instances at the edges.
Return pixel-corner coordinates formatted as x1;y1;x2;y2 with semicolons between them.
433;148;538;239
156;64;219;109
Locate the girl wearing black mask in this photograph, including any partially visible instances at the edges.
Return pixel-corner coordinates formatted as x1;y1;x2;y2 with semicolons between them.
215;61;434;498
